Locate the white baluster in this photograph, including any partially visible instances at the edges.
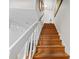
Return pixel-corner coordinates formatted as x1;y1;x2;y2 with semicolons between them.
23;21;43;59
32;31;35;56
28;33;33;59
24;40;30;59
23;42;27;59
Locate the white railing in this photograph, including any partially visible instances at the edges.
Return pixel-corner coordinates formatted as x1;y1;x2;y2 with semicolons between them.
23;21;43;59
9;14;44;59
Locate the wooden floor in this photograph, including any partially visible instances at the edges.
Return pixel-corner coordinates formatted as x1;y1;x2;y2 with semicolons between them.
33;23;69;59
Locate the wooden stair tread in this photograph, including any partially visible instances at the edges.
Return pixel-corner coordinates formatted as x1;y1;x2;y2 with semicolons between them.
34;52;68;57
37;45;64;47
40;38;60;39
39;40;62;44
39;39;61;41
40;34;58;35
33;23;69;59
40;36;60;38
40;36;59;38
39;40;61;42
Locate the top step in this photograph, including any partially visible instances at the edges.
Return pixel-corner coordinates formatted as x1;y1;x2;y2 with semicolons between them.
42;23;57;30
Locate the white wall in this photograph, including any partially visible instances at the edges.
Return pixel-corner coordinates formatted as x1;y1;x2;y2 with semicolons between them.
54;0;70;54
9;0;43;59
9;0;36;9
42;0;56;23
9;0;43;46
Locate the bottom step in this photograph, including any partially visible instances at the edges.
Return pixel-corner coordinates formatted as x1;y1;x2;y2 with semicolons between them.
33;52;69;59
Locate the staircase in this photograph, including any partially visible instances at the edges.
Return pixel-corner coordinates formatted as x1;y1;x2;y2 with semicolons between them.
33;23;69;59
